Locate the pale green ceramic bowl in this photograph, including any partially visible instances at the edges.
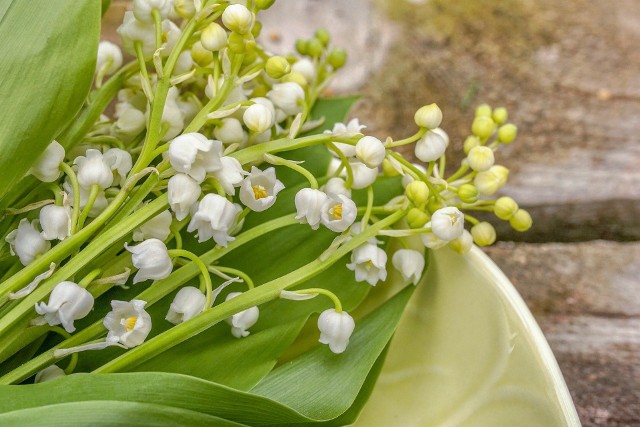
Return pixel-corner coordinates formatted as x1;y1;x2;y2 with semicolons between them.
354;247;581;426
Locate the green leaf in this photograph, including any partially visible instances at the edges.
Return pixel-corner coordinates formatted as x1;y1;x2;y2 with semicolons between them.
0;0;100;202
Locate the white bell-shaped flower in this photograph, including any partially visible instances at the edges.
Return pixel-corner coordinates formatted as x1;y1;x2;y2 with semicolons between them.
267;82;305;116
415;128;449;162
392;249;425;285
325;118;366;158
166;286;206;324
167;132;222;183
317;308;355;354
323;177;351;198
40;204;71;241
430;207;465;241
157;87;185;142
35;281;94;333
320;193;357;232
125;238;173;283
5;219;51;266
239;166;285;212
133;0;172;23
96;41;123;75
133;210;172;242
30;140;65;182
211;156;246;195
448;229;473;254
174;50;194;76
221;4;253;34
34;365;66;383
113;108;146;137
225;292;260;338
214;118;246;145
348;160;378;190
347;242;388;286
292;58;316;83
73;149;114;189
294;188;328;230
103;148;133;186
187;193;241;246
243;103;274;133
167;173;201;221
355;136;386;168
117;11;156;58
104;299;152;348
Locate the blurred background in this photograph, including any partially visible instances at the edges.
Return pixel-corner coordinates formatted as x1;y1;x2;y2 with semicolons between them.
104;1;640;424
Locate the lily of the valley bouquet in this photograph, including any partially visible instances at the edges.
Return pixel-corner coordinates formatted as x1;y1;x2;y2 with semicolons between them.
0;0;531;424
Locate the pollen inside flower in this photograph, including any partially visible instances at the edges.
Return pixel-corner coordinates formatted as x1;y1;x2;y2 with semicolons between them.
330;204;342;220
122;316;138;332
252;184;268;200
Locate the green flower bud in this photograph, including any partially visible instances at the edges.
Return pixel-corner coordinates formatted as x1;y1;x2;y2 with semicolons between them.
490;165;509;186
251;20;262;38
449;230;473;254
474;170;501;196
295;39;309;55
382;158;400;177
265;56;291;79
174;0;196;19
471;116;496;140
471;222;496;246
510;209;532;232
494;196;519;220
242;47;258;65
498;123;518;144
492;107;508;125
222;4;254;35
191;41;213;66
201;23;228;52
227;32;246;54
407;208;429;229
315;28;331;46
427;197;443;214
463;135;480;154
307;38;324;58
327;48;347;69
281;71;308;87
467;146;495;172
475;104;492;117
256;0;276;10
458;184;478;204
414;103;442;129
251;85;268;98
405;181;430;206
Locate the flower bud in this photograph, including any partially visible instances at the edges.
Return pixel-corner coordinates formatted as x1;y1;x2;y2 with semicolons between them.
458;184;478;204
40;204;71;241
201;22;228;51
35;281;94;333
243;103;274;133
475;103;492;117
187;193;241;246
407;207;429;228
166;286;206;324
96;41;123;75
133;0;172;23
471;116;496;140
355;136;386;168
214;118;246;145
405;180;429;206
490;165;509;186
474;170;501;196
30;140;65;182
467;146;495;172
427;197;443;214
267;82;305;116
401;163;426;188
35;365;66;383
392;249;425;285
463;135;480;155
323;177;351;198
225;292;260;338
431;207;464;241
167;173;201;221
510;209;532;232
382;158;401;177
222;4;253;34
318;309;355;354
321;193;357;232
190;41;213;66
295;39;309;55
327;48;347;69
291;58;315;83
125;239;172;283
349;160;378;189
104;147;133;186
5;219;51;266
104;299;152;348
256;0;276;10
314;28;331;46
415;128;449;162
494;196;519;220
74;149;113;189
281;71;308;88
174;0;196;19
414;103;442;129
448;229;473;254
295;188;329;230
498;123;518;143
265;56;291;79
471;222;496;246
307;37;323;57
113;108;146;137
492;107;508;125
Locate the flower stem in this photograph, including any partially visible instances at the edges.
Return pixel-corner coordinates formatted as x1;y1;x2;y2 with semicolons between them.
77;184;100;230
168;249;213;310
59;163;80;235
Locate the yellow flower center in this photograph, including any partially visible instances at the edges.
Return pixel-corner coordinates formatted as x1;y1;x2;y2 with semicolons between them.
252;184;268;200
329;204;343;220
122;316;138;332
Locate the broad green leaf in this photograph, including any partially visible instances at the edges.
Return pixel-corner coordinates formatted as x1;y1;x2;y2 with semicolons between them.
0;0;100;202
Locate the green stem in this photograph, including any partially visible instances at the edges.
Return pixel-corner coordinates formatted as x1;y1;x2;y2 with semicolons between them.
77;184;100;230
360;186;375;230
60;163;80;235
264;154;318;189
78;268;102;288
386;128;427;148
288;288;342;312
168;249;213;309
326;142;354;187
208;265;254;289
48;327;78;374
47;183;63;206
152;9;163;50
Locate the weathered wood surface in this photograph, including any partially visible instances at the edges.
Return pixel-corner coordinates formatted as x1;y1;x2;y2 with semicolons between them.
105;1;640;424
